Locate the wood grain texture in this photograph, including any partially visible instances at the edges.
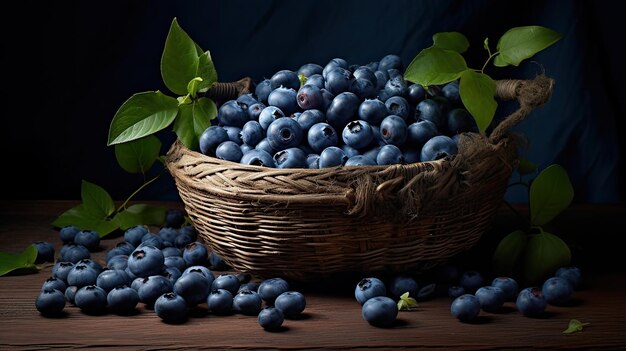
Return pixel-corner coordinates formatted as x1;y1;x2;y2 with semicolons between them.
1;201;625;350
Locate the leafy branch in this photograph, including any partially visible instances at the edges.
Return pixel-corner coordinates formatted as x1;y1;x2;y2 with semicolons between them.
404;26;561;133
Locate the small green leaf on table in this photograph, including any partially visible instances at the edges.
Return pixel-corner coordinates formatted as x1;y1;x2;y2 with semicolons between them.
521;230;571;285
433;32;470;53
493;230;528;276
108;91;179;145
113;204;166;230
397;292;418;311
114;135;162;175
161;18;202;95
404;47;468;86
459;69;497;133
174;97;217;150
530;164;574;226
494;26;562;67
563;319;590;334
0;245;39;277
81;180;115;218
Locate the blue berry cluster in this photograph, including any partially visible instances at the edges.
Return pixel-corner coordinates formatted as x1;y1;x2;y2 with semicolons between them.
199;55;475;168
35;213;306;330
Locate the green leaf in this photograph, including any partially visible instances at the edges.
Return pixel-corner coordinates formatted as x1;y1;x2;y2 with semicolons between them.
518;158;537;175
433;32;470;53
493;230;528;276
81;180;115;218
52;205;119;237
161;18;201;95
404;47;468;86
563;319;590;334
459;69;497;133
113;204;166;230
494;26;562;67
187;77;203;97
0;245;39;277
521;230;571;285
108;91;179;145
397;292;419;311
195;51;218;92
530;164;574;226
483;37;490;52
174;97;216;150
114;135;162;175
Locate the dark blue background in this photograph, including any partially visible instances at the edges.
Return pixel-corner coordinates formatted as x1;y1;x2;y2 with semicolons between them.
6;0;624;203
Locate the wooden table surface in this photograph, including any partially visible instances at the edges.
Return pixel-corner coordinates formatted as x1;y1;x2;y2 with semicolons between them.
1;201;625;350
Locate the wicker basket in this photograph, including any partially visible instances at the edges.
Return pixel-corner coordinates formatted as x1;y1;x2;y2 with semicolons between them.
166;76;554;281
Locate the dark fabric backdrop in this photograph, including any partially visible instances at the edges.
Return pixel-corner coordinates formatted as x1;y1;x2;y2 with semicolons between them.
4;0;624;203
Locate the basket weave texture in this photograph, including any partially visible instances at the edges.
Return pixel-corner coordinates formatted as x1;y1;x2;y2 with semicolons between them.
167;76;554;281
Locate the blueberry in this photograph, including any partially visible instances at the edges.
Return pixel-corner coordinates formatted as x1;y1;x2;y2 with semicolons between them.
385;96;411;121
374;70;390;90
370;126;386;146
67;263;98;288
259;106;285;132
341;144;360;158
273;148;307;169
223;126;243;146
175;234;194;249
78;258;103;274
420;135;458;161
376;144;404;165
207;289;234;314
306;123;337;153
390;275;419;299
107;286;139;313
475;286;505;312
416;100;443;129
379;54;403;72
60;244;90;263
322;58;349;79
174;271;210;305
555;267;583;290
241;149;275;167
358;99;388;126
209;251;229;270
254;138;276;156
268;87;299;116
491;277;519;300
384;76;408;98
326;92;360;131
258;278;289;305
59;225;80;243
124;225;149;247
212;274;241;296
199;126;229;156
182;266;215;285
274;291;306;318
362;296;398;327
442;81;461;105
319;88;335;112
377;89;391;102
270;70;300;91
448;286;465;299
35;288;66;315
107;243;135;263
183;242;208;266
350;78;377;99
319;146;348;168
426;85;443;98
297;84;325;110
255;79;272;104
295;110;325;134
542;277;573;305
233;289;263;315
342;120;374;149
240;121;264;147
217;100;248;128
158;227;179;245
75;285;107;314
345;155;377;166
306;154;320;169
248;102;266;121
516;287;547;317
417;283;437;301
128;246;165;278
138;275;174;306
64;285;78;304
52;262;75;283
451;294;481;322
164;256;186;272
124;266;137;280
459;270;484;294
407;84;426;106
380;115;408;146
354;277;387;305
267;117;303;151
239;282;260;293
155;292;188;323
34;241;55;263
352;66;377;84
298;63;323;78
216;141;244;162
403;148;420;164
407;120;439;147
96;269;130;292
305;74;325;90
41;277;67;292
236;93;258;110
138;234;164;250
447;108;478;134
258;307;285;330
162;246;182;258
164;267;182;284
